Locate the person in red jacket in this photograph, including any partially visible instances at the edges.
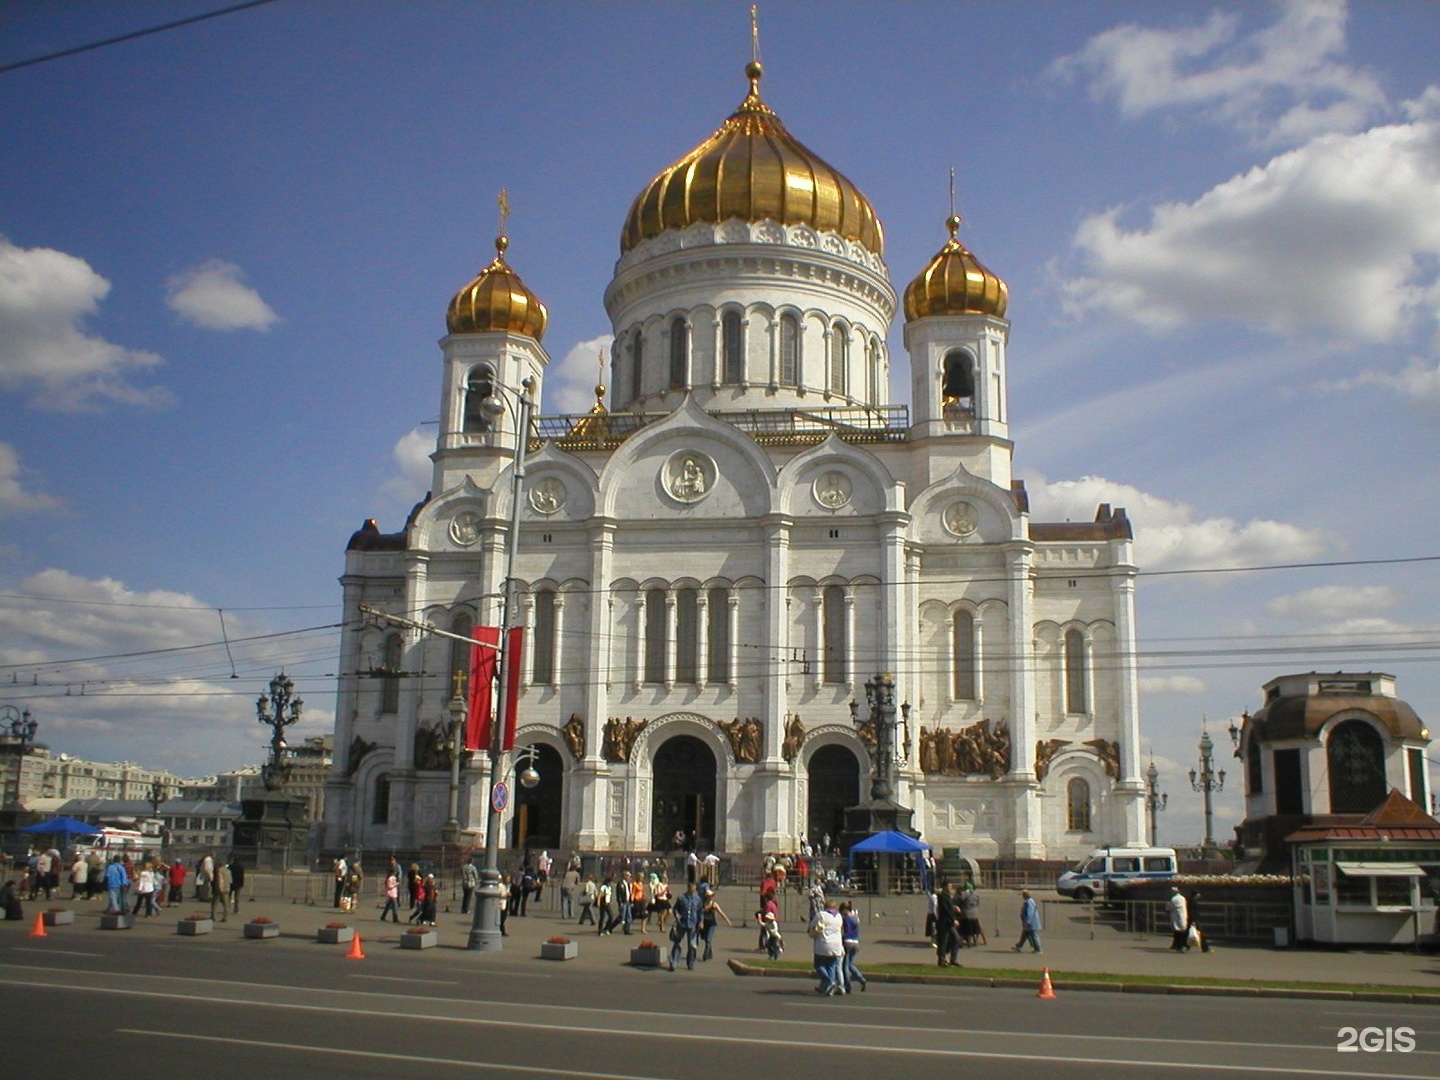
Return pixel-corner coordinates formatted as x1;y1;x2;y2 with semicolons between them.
168;860;187;905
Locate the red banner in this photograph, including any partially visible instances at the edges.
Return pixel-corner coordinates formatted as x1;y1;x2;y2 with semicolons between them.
465;626;501;751
501;625;524;751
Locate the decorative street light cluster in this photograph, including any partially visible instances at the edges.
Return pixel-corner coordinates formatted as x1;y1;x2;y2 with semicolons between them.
2;703;38;806
255;671;303;792
1189;725;1226;854
1145;758;1168;846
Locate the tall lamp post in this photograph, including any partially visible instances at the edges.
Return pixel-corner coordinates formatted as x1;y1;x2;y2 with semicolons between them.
255;672;303;792
468;376;536;952
442;688;467;845
1145;758;1168;846
2;704;37;807
1189;726;1225;856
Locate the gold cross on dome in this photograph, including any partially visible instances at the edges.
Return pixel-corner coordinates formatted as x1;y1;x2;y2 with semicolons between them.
497;189;510;237
750;5;760;65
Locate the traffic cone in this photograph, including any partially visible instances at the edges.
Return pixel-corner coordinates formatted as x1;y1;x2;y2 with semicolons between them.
1036;967;1057;999
346;931;366;960
29;914;48;938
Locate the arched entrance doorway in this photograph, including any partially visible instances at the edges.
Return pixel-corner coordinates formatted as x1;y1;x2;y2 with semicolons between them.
510;743;564;852
808;743;861;849
651;734;717;851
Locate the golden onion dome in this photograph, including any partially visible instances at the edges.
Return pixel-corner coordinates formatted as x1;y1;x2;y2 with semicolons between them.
903;215;1008;321
620;62;884;257
446;235;548;340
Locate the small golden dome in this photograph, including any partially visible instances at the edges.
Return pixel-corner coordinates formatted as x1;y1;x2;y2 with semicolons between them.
903;215;1008;321
446;235;548;340
621;64;884;257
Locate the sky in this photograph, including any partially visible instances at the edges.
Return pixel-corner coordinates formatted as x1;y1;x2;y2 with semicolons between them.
2;0;1438;847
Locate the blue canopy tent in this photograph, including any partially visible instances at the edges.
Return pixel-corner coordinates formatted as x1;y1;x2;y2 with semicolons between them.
18;816;100;841
847;831;932;894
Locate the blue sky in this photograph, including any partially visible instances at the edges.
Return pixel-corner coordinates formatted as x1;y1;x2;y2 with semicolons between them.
2;1;1438;845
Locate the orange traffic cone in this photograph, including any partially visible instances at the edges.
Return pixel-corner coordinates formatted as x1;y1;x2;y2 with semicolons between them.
29;914;48;938
1036;967;1057;999
346;931;366;960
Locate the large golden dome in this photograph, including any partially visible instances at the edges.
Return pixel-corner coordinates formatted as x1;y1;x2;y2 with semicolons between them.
620;63;884;257
446;236;548;340
903;215;1007;321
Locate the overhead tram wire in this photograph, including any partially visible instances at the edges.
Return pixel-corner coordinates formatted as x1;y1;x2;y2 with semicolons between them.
0;0;282;76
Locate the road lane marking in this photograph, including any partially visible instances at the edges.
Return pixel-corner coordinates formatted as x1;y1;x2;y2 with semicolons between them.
118;1030;677;1080
112;1022;1435;1079
10;948;104;958
348;974;460;984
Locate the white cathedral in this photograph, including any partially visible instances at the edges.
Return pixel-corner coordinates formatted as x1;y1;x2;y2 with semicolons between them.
322;59;1147;861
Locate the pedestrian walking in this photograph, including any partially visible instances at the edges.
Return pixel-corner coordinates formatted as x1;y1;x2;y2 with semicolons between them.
461;858;479;915
935;882;961;966
577;874;597;925
380;869;401;922
808;895;845;995
700;888;734;961
1167;886;1190;952
1011;890;1042;953
669;882;703;970
839;900;867;992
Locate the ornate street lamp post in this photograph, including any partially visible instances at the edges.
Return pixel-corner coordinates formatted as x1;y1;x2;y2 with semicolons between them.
2;704;37;806
442;689;467;845
468;376;536;953
1189;726;1225;856
1145;758;1168;846
255;672;303;792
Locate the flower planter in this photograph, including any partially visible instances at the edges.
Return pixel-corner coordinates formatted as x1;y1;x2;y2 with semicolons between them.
43;910;75;926
541;940;578;961
400;929;437;949
178;918;213;935
629;945;663;967
100;913;132;930
243;922;280;939
318;926;355;944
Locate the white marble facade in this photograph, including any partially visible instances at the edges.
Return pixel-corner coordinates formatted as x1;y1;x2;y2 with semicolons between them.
322;68;1148;861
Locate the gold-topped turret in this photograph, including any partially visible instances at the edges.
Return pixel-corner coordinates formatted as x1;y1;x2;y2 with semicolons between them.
447;191;548;339
620;56;884;257
903;209;1008;322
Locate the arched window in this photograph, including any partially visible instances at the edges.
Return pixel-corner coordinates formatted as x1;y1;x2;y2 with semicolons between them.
371;773;391;825
822;585;848;684
943;349;975;409
1064;629;1087;714
532;591;557;685
630;329;644;402
1328;719;1387;813
675;588;699;683
867;338;882;402
829;324;849;395
380;633;402;714
644;588;667;683
722;310;744;382
707;586;730;683
1067;777;1091;831
952;610;976;700
449;613;473;697
462;366;495;432
778;313;799;385
668;316;688;389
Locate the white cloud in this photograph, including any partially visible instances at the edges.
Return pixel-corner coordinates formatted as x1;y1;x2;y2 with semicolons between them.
0;442;60;516
1029;475;1336;572
0;237;170;411
1321;356;1440;406
546;334;615;414
1061;119;1440;344
1139;674;1208;696
1050;1;1388;147
380;427;434;504
1265;584;1395;621
0;570;333;774
166;259;279;331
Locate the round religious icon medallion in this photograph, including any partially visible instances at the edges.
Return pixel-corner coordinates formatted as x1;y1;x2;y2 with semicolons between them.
813;470;852;510
449;510;482;547
664;451;715;504
942;500;979;538
529;476;566;515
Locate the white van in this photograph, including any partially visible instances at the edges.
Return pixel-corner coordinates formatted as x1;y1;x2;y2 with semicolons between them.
73;827;159;859
1056;846;1177;901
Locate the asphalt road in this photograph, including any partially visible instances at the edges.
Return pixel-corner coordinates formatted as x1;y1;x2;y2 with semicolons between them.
4;921;1438;1080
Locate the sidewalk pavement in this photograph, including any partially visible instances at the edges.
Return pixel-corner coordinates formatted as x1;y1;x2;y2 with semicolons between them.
9;884;1438;997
